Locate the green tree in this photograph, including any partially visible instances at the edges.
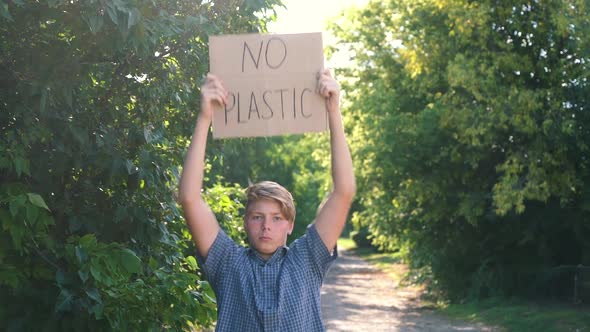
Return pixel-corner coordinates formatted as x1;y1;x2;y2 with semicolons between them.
331;0;590;299
266;134;332;241
205;132;333;242
0;0;281;330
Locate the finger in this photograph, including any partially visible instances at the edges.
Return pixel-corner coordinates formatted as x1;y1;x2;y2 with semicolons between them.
211;79;228;95
213;94;226;106
217;91;228;105
205;76;220;90
204;89;228;106
317;69;332;87
206;73;218;82
319;75;334;87
316;71;324;93
202;86;217;98
205;74;227;91
320;85;330;98
204;73;217;88
203;81;228;100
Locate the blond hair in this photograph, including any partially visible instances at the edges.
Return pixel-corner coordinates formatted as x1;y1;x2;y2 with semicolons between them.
245;181;296;222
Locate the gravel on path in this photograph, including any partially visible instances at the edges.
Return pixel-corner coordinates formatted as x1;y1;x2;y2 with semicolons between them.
321;249;498;332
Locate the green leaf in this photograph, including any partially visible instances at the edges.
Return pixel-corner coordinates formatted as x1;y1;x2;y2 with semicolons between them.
62;87;73;107
27;193;51;211
89;263;104;284
185;15;208;27
75;246;88;263
8;223;25;250
148;256;158;270
0;2;13;21
40;87;48;113
143;126;155;143
85;287;102;302
9;199;20;217
78;269;89;283
70;126;88;146
84;13;104;34
40;213;55;226
56;269;72;287
25;204;39;224
79;234;97;248
55;289;73;312
118;248;141;274
13;157;30;177
0;208;10;229
91;303;104;319
106;4;119;25
0;264;20;288
128;8;141;29
125;159;136;175
185;256;198;271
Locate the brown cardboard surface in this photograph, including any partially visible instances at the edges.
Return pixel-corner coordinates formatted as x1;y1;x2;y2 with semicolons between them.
209;32;326;138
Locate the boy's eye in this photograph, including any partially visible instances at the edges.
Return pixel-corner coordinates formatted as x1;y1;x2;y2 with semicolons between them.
273;216;283;222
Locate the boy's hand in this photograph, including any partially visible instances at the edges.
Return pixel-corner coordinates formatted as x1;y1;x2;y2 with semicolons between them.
200;73;228;120
318;69;340;113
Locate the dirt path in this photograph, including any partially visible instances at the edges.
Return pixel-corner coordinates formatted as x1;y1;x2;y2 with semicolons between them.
321;249;497;332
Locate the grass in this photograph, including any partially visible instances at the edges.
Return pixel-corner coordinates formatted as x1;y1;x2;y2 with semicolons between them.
337;238;407;284
336;238;590;332
440;298;590;332
336;237;357;251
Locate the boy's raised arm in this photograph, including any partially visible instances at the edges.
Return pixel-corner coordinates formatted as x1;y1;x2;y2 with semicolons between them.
313;69;356;251
178;74;228;258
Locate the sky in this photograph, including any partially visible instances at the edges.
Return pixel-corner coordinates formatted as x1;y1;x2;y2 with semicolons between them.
267;0;369;68
267;0;368;34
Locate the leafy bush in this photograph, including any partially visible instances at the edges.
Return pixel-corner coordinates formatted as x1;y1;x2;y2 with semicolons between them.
0;0;281;330
332;0;590;300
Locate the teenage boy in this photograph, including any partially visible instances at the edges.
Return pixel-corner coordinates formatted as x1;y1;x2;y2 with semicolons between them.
178;69;355;331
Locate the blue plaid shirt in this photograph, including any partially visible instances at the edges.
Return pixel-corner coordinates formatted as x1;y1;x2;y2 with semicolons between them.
197;224;337;332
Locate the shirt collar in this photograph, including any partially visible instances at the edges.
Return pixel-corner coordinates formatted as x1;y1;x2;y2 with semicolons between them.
248;245;289;265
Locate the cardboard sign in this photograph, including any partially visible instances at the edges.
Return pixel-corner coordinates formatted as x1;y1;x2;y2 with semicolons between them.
209;32;327;138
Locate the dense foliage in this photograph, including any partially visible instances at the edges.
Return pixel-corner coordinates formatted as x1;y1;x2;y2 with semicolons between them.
205;133;332;242
0;0;282;330
331;0;590;300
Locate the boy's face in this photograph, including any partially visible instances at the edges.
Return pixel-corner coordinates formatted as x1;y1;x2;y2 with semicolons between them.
244;198;294;260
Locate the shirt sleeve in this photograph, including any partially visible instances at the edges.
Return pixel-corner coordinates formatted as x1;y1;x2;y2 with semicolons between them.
292;223;338;279
195;229;238;289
